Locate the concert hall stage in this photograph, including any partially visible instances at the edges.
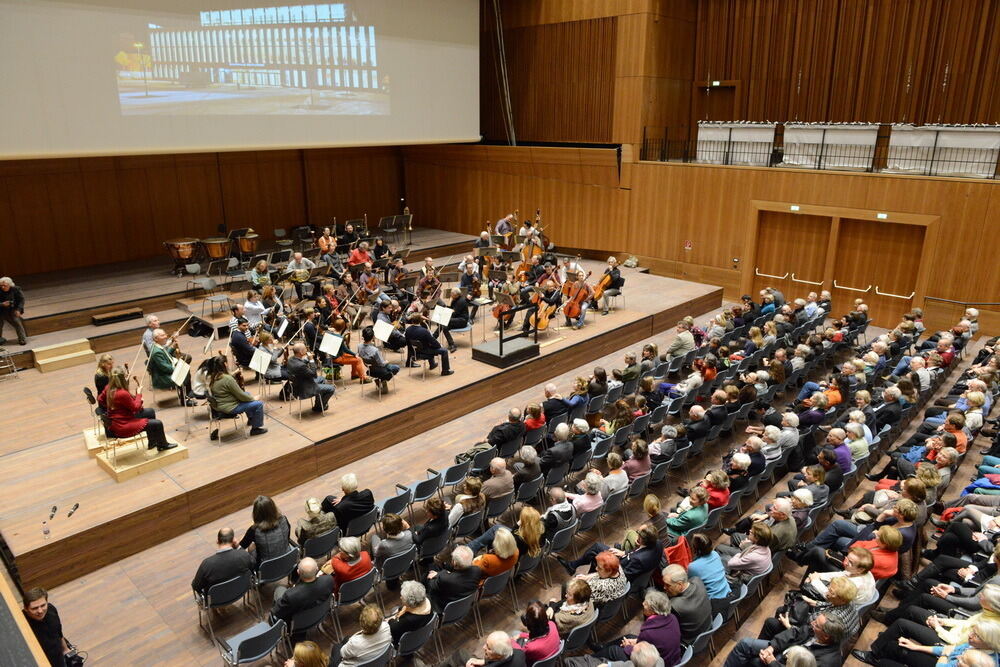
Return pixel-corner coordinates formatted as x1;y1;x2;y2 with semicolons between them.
3;227;477;371
0;261;722;591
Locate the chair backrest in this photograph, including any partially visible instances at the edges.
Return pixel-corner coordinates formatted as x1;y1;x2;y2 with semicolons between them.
380;487;413;518
632;412;651;436
568;400;587;422
523;427;545;448
675;644;694;667
532;640;564;667
452;510;485;539
497;437;522;459
485;491;514;520
544;462;570;488
569;447;592;473
546;521;578;555
439;592;476;627
648;403;668;424
612;425;632;448
601;488;627;517
353;642;393;667
480;568;512;598
395;612;437;656
562;614;598;653
256;546;299;585
605;384;624;404
337;567;377;606
667;445;691;470
576;507;601;533
596;587;629;623
470;446;499;475
289;598;331;635
689;613;724;655
417;529;450;561
650;461;670;485
302;527;341;560
666;355;684;375
590;435;613;461
514;550;542;578
380;545;417;581
411;471;443;503
622;378;639;396
586;394;606;415
514;475;544;504
345;507;379;537
232;618;285;664
206;571;253;608
626;472;651;500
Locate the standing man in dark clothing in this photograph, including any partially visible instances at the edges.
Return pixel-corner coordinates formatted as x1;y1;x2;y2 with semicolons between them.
0;276;27;345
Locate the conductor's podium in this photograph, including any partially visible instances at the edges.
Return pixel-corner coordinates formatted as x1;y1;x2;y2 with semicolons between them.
83;427;188;482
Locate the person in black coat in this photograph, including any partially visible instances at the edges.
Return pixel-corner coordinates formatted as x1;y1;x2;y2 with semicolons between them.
541;383;570;421
486;408;527;448
286;343;334;411
191;527;254;596
425;545;482;611
228;317;256;368
558;528;660;582
404;314;452;375
269;557;334;634
412;497;450;551
874;388;904;431
540;423;574;475
685;406;712;442
323;473;375;529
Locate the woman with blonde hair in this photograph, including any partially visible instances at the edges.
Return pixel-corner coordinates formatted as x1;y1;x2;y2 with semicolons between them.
473;527;519;580
286;640;327;667
94;353;114;394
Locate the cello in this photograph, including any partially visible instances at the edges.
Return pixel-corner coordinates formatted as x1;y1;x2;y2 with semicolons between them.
561;271;593;321
528;284;559;332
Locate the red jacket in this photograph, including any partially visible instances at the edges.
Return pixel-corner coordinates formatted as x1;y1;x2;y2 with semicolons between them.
347;248;372;266
98;388;147;437
851;539;898;579
704;484;730;509
327;552;372;592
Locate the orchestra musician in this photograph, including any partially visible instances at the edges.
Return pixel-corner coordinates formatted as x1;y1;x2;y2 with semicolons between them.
317;227;337;267
522;280;562;333
142;314;170;356
147;328;197;406
386;258;408;291
594;256;625;316
229;317;257;369
562;271;593;330
286;252;317;301
261;285;285;315
328;317;369;382
416;267;441;299
420;257;436;276
358;262;389;303
558;256;586;285
314;295;334;326
337;223;359;253
494;214;515;238
430;287;469;353
243;291;270;331
347;241;373;267
205;355;267;438
459;263;481;320
474;231;492;249
358;326;400;392
287;342;335;412
98;367;176;451
256;331;288;382
248;259;272;292
375;301;408;352
227;304;246;330
457;254;480;276
403;313;453;376
302;309;320;354
372;237;390;263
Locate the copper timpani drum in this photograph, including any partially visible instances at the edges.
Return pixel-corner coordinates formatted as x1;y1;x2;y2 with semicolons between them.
237;233;259;254
163;238;200;261
202;237;232;259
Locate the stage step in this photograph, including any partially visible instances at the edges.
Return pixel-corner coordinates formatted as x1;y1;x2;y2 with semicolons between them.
95;437;188;482
33;338;92;360
35;349;96;373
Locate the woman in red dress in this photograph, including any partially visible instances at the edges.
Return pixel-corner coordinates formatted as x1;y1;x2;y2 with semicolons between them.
97;368;175;451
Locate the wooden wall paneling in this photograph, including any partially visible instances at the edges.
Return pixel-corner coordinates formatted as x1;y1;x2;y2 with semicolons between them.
142;157;190;246
115;157;164;261
303;147;403;228
173;154;225;240
253;150;307;239
217;152;265;235
45;169;94;271
7;174;57;275
80;159;129;271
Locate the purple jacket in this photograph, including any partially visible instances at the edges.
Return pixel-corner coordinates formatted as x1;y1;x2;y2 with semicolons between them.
832;443;852;472
627;613;682;666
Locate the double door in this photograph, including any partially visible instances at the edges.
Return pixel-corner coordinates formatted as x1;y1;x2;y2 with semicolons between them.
748;207;928;329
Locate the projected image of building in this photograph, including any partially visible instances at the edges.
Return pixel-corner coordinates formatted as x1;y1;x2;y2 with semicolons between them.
116;3;389;116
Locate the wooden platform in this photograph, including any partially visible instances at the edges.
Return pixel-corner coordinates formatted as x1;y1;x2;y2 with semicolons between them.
95;439;188;483
0;263;721;590
4;227;477;369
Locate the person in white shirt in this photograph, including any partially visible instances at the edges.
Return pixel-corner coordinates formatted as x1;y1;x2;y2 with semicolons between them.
243;291;269;330
802;546;876;606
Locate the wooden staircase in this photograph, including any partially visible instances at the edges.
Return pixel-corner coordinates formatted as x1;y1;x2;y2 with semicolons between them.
33;338;95;373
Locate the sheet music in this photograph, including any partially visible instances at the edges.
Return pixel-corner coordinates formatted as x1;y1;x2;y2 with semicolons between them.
430;305;453;327
276;318;289;339
319;332;343;356
170;358;190;386
249;348;271;375
372;319;395;343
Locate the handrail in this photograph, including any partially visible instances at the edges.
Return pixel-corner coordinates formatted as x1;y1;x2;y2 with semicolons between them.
924;297;1000;306
874;286;915;300
754;268;788;280
833;280;871;293
790;273;823;286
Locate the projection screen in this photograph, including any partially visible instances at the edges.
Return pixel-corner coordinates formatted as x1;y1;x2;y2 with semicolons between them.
0;0;479;158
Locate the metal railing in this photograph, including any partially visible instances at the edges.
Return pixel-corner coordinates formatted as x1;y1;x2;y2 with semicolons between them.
640;127;1000;180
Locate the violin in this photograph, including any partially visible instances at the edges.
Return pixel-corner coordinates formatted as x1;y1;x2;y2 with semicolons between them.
562;271;593;320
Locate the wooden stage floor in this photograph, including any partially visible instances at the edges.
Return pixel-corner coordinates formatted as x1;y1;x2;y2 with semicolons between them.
37;286;733;667
0;261;722;591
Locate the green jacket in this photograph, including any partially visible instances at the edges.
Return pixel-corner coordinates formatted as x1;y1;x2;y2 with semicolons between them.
210;374;254;415
147;345;176;390
666;503;708;537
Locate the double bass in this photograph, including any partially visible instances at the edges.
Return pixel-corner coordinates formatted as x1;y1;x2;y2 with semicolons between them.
561;271;593;320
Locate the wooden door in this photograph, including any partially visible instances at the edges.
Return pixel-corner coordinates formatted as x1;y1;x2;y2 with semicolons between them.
831;219;925;328
692;85;736;124
751;212;832;305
